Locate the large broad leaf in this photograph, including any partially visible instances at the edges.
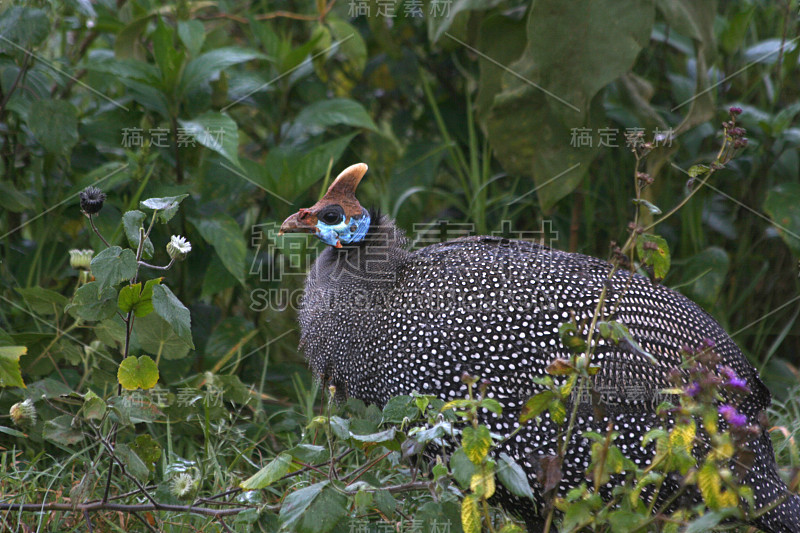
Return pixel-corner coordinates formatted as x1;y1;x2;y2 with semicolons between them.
178;112;240;167
279;481;348;533
764;182;800;257
115;443;150;482
427;0;504;44
189;214;247;285
118;278;161;318
28;99;79;154
65;282;118;322
292;98;378;134
497;452;534;500
485;0;654;211
43;415;84;445
151;285;194;348
132;313;192;360
0;7;50;50
91;246;138;292
677;247;730;309
16;287;68;316
180;47;267;96
0;346;26;389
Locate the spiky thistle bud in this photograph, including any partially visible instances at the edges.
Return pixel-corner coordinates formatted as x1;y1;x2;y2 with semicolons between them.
80;186;106;215
170;472;198;500
10;399;37;426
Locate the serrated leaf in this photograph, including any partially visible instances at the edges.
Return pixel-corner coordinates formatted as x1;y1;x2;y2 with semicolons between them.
0;346;26;388
462;425;492;465
91;246;138;292
139;194;189;224
178;112;240;167
122;210;155;259
65;282;118;322
0;7;50;50
189;214;246;284
151;284;194;348
241;452;292;489
636;233;671;280
117;355;159;390
688;164;710;178
461;494;481;533
279;481;347;533
470;466;496;499
497;453;534;500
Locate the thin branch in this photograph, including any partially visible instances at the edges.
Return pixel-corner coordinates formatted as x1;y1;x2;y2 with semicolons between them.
138;258;175;271
88;214;111;247
0;501;249;517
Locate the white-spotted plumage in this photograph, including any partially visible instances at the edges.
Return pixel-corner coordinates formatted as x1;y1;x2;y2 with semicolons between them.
296;216;799;533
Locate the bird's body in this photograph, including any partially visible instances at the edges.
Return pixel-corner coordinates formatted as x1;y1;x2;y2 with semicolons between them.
282;163;800;532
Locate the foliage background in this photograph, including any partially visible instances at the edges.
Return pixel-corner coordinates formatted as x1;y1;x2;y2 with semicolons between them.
1;0;799;531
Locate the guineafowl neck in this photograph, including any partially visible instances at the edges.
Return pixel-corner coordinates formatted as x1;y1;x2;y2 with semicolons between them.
298;215;409;399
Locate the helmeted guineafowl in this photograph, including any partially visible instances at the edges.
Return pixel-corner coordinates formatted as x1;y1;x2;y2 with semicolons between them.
280;163;800;532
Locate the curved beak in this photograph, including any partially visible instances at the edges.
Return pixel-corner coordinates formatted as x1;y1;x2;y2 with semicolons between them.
279;211;317;235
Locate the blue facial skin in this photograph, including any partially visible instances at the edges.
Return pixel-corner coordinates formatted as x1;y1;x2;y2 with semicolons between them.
315;209;371;247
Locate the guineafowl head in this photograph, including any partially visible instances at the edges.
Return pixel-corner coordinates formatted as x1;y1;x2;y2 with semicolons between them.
279;162;371;248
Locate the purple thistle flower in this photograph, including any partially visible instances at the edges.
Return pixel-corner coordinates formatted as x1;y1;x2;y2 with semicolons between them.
719;404;747;427
719;366;750;393
729;106;743;116
685;382;701;397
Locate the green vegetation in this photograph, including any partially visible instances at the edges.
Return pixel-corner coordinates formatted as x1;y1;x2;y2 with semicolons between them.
0;0;798;531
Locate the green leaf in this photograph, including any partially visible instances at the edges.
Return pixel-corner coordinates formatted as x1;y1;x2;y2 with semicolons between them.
28;99;79;154
116;443;150;482
0;346;26;389
43;415;84;445
382;395;418;423
548;399;566;424
497;453;534;500
122;210;155;259
288;444;329;464
0;425;26;438
241;452;292;490
117;355;159;390
279;481;348;533
678;247;730;308
0;7;50;50
133;313;192;360
130;434;162;472
151;285;194;348
139;194;189;224
91;246;138;292
177;20;205;57
764;182;800;257
632;198;662;215
485;0;654;210
636;233;671;280
152;17;183;91
80;391;106;421
180;47;267;96
65;282;118;321
462;425;492;464
178;112;240;167
427;0;503;43
520;390;556;424
189;214;247;284
0;181;34;212
293;98;378;133
687;164;710;178
15;287;68;316
349;427;396;444
118;278;161;317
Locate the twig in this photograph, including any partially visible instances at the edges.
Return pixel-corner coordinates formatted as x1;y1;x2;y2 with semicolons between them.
0;501;249;517
88;214;111;247
138;258;175;270
132;511;159;533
